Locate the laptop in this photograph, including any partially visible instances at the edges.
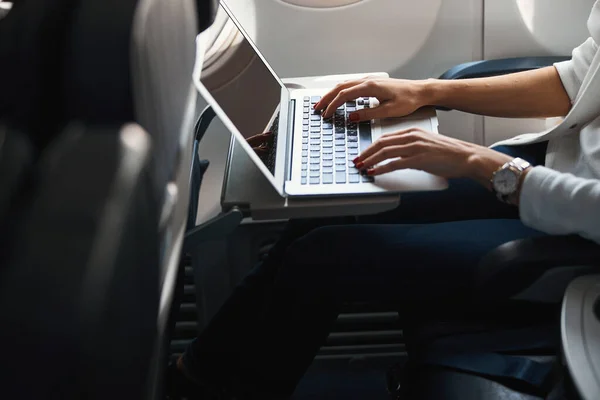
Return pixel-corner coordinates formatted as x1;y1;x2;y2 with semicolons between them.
196;1;448;198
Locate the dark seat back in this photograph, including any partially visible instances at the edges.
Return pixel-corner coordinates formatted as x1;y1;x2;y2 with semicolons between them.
0;0;73;150
0;125;159;399
0;0;217;398
0;0;217;199
0;127;33;226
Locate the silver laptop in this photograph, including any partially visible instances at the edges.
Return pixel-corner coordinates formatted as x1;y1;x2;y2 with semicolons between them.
196;2;447;198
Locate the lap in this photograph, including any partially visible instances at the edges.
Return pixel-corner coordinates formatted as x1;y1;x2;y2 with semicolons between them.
262;143;549;303
359;177;517;224
277;219;546;305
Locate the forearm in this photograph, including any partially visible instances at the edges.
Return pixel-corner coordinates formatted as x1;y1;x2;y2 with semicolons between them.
418;66;572;118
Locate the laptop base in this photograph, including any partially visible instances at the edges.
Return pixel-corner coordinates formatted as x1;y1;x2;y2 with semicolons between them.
222;134;401;221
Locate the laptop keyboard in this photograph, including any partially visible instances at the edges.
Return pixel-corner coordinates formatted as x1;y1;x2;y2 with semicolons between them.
300;96;374;185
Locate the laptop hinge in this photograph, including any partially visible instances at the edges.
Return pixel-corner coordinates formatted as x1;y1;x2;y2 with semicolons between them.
285;99;296;181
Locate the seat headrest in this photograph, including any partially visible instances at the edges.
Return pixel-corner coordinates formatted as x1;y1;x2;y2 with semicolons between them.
0;0;216;152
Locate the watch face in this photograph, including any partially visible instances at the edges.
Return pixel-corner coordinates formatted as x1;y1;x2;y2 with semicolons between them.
493;168;518;195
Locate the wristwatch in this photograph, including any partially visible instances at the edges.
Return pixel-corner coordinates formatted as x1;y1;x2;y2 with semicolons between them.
490;157;531;203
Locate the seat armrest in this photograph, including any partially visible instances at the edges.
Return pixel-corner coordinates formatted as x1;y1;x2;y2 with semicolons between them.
439;56;570;80
475;235;600;300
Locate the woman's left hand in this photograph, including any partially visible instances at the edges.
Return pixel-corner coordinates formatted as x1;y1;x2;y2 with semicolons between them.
247;131;274;155
354;128;513;186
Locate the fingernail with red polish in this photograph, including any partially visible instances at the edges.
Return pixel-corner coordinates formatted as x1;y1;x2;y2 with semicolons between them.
367;169;375;176
349;113;360;122
353;156;361;164
355;161;365;169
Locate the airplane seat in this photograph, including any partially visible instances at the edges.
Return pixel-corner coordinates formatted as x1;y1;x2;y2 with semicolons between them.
0;127;34;287
394;241;600;398
62;0;202;206
0;128;33;233
0;0;218;398
0;124;161;400
387;240;600;400
60;0;218;394
393;266;600;400
0;0;211;223
0;0;79;151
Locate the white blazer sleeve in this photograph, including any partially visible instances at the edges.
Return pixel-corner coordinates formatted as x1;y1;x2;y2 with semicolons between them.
519;166;600;244
554;37;598;102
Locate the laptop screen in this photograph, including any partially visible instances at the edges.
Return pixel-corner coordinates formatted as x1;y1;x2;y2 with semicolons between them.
200;8;285;177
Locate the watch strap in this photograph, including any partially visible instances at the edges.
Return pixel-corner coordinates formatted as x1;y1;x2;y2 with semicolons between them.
510;157;531;171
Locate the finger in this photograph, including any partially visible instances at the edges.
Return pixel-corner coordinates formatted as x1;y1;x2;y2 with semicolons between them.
366;156;421;176
353;129;422;163
347;103;397;123
321;82;365;117
358;144;421;169
247;137;261;146
314;79;366;111
322;82;386;118
246;131;272;146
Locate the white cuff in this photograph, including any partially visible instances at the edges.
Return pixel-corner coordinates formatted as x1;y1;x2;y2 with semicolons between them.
554;60;578;104
519;166;550;230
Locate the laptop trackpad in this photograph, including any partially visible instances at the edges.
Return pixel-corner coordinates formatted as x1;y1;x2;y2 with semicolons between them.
377;115;434;136
369;116;448;192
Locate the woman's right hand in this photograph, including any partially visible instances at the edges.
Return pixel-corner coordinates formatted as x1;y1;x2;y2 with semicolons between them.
314;77;428;122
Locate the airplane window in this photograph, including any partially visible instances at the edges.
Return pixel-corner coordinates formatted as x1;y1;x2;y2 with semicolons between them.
200;2;257;90
281;0;364;7
516;0;536;32
202;7;240;70
514;0;593;54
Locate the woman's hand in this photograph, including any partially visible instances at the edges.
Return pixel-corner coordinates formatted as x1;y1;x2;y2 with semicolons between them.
354;128;514;187
247;131;273;155
314;77;428;121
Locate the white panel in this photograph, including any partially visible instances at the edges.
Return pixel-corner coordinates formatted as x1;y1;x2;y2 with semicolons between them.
483;0;595;145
